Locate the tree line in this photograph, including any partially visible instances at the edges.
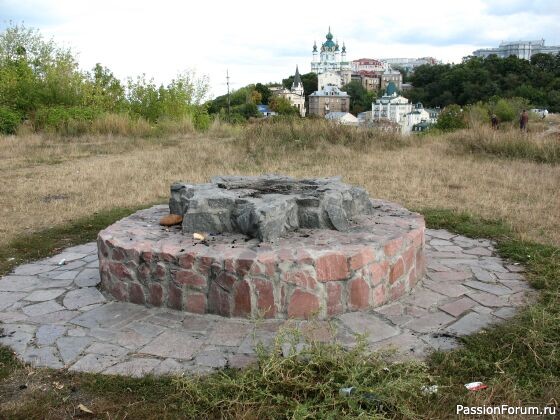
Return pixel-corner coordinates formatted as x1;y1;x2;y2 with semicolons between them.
407;54;560;112
0;24;210;134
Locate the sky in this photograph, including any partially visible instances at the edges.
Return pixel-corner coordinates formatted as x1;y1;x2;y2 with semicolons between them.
1;0;559;97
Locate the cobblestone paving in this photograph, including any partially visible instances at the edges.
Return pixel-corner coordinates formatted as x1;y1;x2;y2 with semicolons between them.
0;229;535;377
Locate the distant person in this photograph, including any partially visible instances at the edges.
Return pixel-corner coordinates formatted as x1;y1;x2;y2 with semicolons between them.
519;110;529;131
491;114;499;129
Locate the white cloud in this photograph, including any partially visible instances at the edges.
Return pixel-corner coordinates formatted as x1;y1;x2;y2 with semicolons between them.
2;0;559;96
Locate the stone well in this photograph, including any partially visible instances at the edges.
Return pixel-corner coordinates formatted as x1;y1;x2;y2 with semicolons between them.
98;176;425;319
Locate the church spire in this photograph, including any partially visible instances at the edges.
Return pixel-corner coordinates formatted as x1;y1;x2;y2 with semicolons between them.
293;65;302;88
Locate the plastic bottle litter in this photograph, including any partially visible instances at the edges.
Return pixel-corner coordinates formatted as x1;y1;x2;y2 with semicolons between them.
421;385;439;395
464;381;488;391
57;258;66;266
339;387;355;397
193;232;205;241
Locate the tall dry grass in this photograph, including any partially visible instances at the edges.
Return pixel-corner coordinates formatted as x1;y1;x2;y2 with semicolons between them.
447;125;560;164
0;120;558;248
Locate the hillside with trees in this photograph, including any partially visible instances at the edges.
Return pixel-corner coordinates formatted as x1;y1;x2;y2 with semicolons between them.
0;24;210;134
407;54;560;112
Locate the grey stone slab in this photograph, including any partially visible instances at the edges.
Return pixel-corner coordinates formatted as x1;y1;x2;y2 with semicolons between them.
471;267;497;283
463;247;493;256
69;353;120;373
0;275;42;291
338;312;399;343
496;272;525;281
36;324;66;346
426;229;456;240
493;307;517;320
446;312;496;336
86;342;129;357
433;245;464;253
74;269;101;287
126;321;166;339
116;329;155;349
22;300;65;317
439;297;477;317
0;324;35;353
402;288;448;309
153;358;186;376
86;261;99;269
13;263;55;276
70;302;150;329
422;280;469;298
23;346;63;368
78;303;105;312
404;311;455;333
46;252;88;264
67;327;88;337
505;264;525;273
140;330;204;360
429;239;453;246
49;270;80;281
195;350;228;368
236;331;276;355
0;291;27;311
60;260;88;271
207;322;252;347
27;310;80;325
428;271;473;282
35;278;74;289
467;292;510;307
478;260;509;273
63;288;106;310
67;243;97;254
464;280;512;296
368;332;430;360
181;316;216;333
56;336;92;364
498;280;531;292
104;358;161;377
0;311;28;323
25;288;65;302
421;334;461;351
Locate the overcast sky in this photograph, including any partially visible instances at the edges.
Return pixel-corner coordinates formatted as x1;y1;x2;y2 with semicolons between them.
2;0;559;97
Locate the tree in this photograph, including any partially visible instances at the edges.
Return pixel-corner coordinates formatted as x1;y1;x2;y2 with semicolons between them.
435;104;466;131
341;81;376;115
269;96;299;116
255;83;272;104
282;72;318;98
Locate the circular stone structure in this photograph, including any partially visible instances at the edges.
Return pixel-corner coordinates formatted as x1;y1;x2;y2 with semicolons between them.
98;176;425;319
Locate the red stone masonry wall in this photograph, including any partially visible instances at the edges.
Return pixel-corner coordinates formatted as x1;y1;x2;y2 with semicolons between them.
98;203;425;320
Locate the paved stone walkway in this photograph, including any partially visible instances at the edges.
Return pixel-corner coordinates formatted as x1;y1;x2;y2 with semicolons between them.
0;229;535;377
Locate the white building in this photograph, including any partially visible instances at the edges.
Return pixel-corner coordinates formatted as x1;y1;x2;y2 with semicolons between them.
472;40;560;60
371;83;412;132
311;28;351;77
325;111;358;125
380;57;441;72
270;66;306;117
318;71;342;90
351;58;387;73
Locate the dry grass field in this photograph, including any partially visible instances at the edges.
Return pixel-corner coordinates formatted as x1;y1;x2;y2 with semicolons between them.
0;119;559;248
1;119;559;418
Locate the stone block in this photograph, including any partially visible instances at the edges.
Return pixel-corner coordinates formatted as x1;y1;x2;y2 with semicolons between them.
348;277;370;310
389;258;405;284
287;289;320;319
315;252;349;282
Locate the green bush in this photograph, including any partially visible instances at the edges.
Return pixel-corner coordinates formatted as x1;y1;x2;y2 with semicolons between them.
489;97;531;122
0;106;22;134
434;104;466;131
34;106;101;134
